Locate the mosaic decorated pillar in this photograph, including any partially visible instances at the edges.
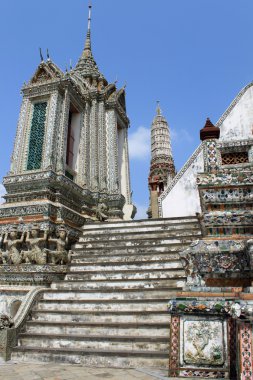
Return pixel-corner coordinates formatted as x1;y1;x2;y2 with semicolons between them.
238;321;253;380
200;118;221;173
197;117;253;237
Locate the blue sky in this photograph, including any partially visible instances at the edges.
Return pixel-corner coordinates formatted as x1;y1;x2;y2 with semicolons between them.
0;0;253;218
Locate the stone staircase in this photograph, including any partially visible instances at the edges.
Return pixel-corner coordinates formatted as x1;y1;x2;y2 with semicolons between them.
12;216;201;368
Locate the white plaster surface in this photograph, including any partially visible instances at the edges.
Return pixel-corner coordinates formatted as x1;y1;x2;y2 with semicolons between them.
162;149;203;217
161;83;253;218
219;85;253;141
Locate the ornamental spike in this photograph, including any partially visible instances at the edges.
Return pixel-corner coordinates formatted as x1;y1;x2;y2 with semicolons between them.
156;100;162;115
39;48;44;62
84;2;92;56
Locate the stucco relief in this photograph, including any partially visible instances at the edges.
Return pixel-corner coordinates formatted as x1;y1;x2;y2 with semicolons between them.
179;239;249;286
0;224;73;265
183;320;224;366
197;170;253;186
201;187;252;204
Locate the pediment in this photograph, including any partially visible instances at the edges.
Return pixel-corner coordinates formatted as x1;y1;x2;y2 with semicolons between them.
105;83;116;100
30;62;63;84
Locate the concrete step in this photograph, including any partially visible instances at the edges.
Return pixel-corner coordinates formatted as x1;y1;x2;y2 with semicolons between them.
81;222;200;236
11;346;169;368
42;288;179;301
51;277;185;290
73;243;189;255
68;260;182;272
18;333;168;351
78;235;201;249
71;252;180;264
81;216;198;230
36;298;170;312
80;228;200;242
24;321;170;337
31;310;170;323
65;268;185;281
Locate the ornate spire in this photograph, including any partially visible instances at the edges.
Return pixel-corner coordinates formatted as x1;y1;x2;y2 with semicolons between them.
148;104;176;218
150;103;174;165
74;2;105;80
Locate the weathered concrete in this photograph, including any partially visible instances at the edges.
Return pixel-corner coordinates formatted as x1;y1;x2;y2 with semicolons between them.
0;361;171;379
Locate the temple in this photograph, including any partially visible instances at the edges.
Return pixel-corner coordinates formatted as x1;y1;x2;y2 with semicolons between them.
0;4;252;379
0;4;135;238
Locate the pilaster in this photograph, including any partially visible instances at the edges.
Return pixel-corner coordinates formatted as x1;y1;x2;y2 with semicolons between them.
10;98;29;175
76;111;85;186
106;109;119;194
98;101;107;191
43;92;59;170
89;99;99;191
84;102;91;188
123;127;131;204
56;89;70;173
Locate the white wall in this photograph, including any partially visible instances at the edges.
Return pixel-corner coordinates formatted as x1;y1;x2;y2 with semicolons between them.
161;83;253;218
161;148;203;217
219;85;253;141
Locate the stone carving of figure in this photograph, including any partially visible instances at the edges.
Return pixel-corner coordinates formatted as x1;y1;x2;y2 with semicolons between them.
179;245;205;288
0;314;14;330
96;203;108;222
45;225;72;265
0;233;8;264
3;227;25;265
196;212;207;237
23;224;48;264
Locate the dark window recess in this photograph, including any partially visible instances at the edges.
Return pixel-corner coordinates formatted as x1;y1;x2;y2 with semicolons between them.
221;151;248;165
66;111;75;168
65;171;74;181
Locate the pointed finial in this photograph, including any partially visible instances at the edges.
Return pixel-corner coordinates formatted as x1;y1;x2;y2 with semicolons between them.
39;48;44;62
200;117;220;141
83;2;92;56
46;48;50;61
88;2;92;31
156;101;162;115
70;59;73;70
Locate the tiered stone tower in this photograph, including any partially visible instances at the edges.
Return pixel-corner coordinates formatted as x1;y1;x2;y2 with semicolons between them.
0;5;135;235
148;103;175;218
